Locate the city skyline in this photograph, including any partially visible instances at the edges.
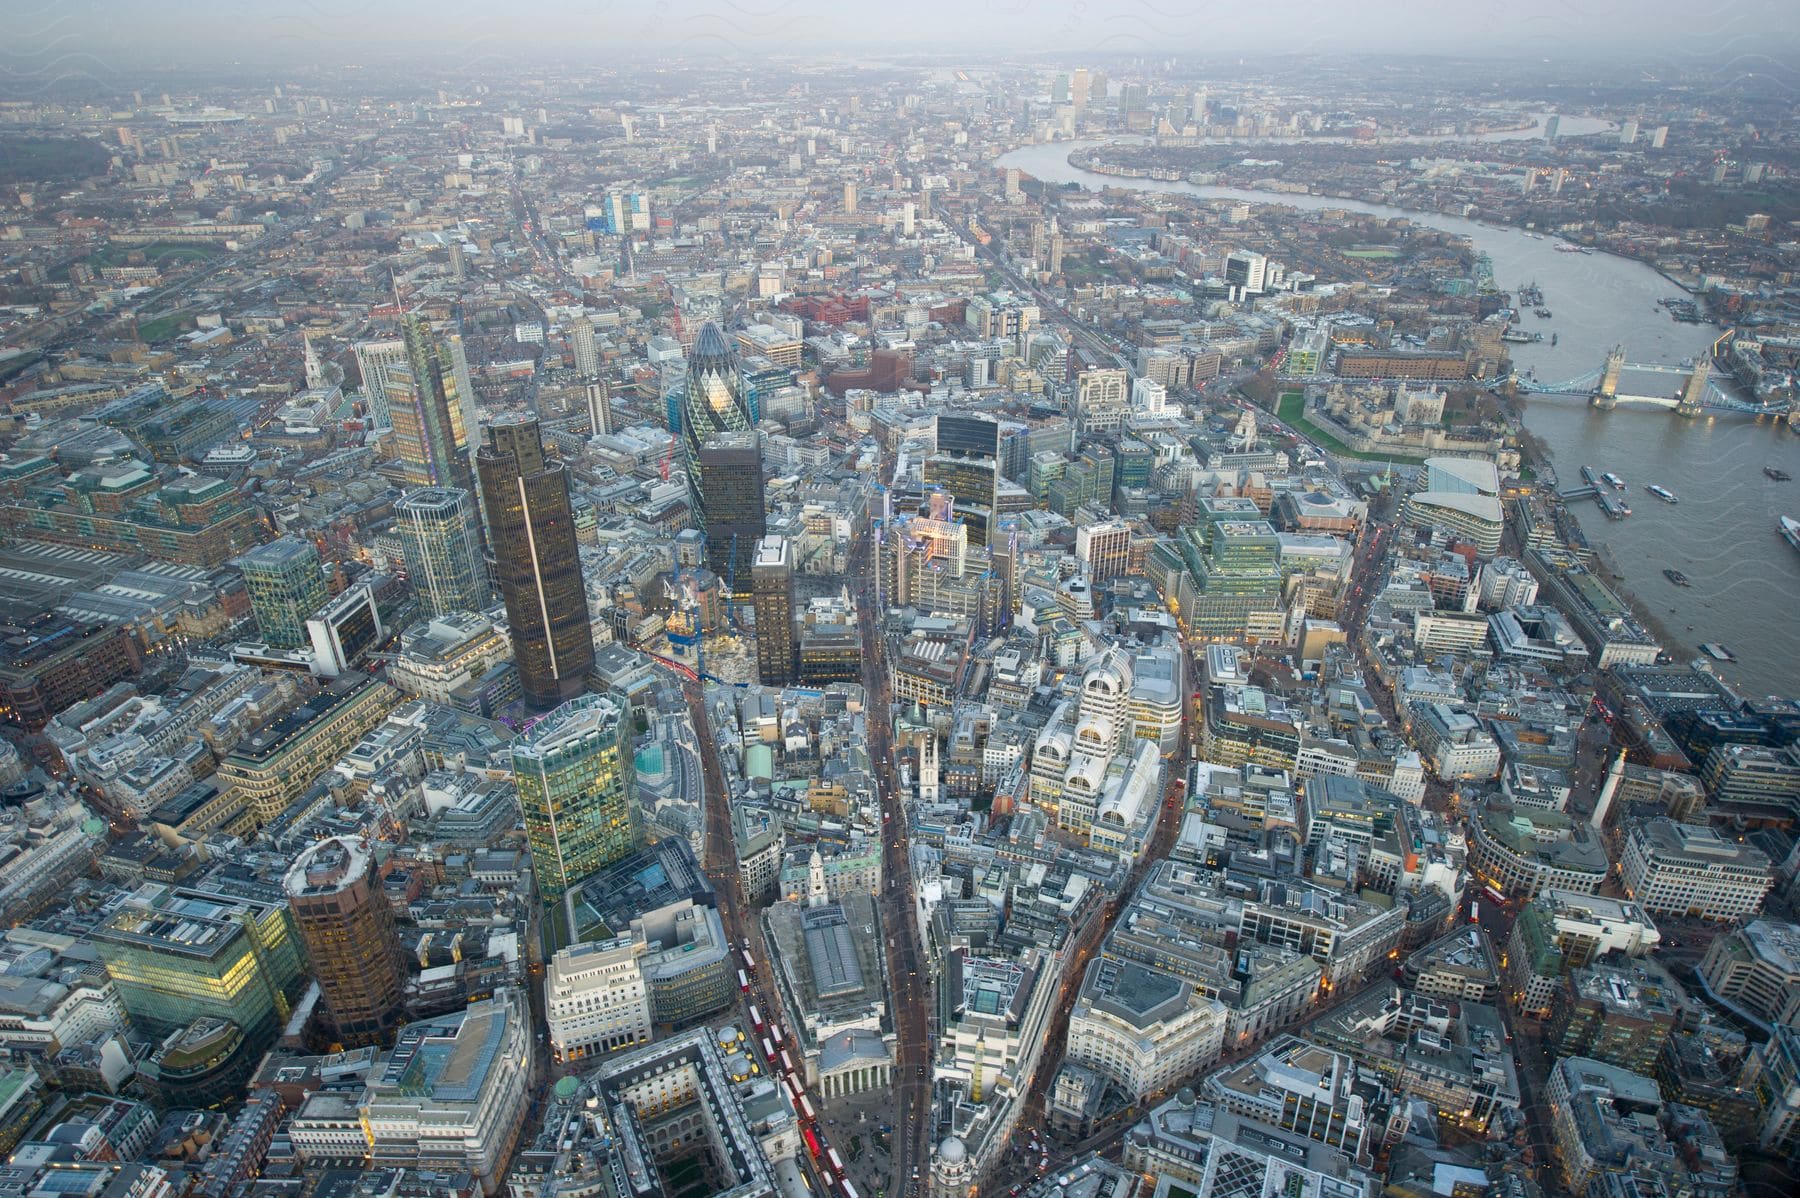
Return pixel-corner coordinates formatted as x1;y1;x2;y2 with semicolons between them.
0;31;1795;1198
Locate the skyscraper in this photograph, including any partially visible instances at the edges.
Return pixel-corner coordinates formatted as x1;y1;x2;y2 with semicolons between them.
922;452;999;549
585;379;613;436
570;316;600;379
237;536;328;649
476;414;593;709
679;324;765;594
353;337;406;428
751;535;796;686
396;487;491;617
387;314;474;493
510;693;640;905
284;835;406;1049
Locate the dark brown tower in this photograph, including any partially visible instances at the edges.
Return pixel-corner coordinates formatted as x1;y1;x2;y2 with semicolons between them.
476;414;593;709
751;535;795;686
284;836;405;1049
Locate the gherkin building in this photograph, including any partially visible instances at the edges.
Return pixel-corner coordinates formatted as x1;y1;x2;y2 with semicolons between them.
677;323;765;596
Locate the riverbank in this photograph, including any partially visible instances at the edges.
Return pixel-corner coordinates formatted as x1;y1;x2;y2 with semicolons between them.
995;138;1800;696
1067;144;1711;308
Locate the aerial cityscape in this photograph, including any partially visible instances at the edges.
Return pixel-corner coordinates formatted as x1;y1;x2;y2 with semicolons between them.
2;9;1800;1198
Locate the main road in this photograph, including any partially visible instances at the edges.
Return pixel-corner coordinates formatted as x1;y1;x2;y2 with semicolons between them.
849;522;935;1198
980;720;1189;1197
687;670;845;1196
932;201;1129;373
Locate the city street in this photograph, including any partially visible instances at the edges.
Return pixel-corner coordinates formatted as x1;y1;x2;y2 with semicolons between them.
850;523;935;1198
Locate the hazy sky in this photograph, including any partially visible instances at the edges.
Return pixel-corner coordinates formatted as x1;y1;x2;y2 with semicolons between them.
9;0;1800;73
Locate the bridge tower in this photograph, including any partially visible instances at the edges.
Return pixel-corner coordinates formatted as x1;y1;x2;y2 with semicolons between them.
1591;346;1624;409
1676;359;1710;418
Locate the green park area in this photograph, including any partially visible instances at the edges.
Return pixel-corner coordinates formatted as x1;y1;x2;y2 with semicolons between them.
88;241;221;269
1276;389;1425;464
135;313;196;343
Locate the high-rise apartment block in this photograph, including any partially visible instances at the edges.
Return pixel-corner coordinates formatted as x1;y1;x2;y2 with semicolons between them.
570;316;600;379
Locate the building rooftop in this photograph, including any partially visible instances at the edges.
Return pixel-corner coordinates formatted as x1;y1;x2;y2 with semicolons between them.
376;991;515;1104
802;905;865;1000
1080;957;1187;1029
1632;818;1772;872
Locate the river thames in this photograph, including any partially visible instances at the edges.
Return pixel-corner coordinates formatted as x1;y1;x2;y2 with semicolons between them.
996;139;1800;696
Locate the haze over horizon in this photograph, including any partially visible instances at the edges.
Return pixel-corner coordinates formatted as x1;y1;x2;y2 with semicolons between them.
11;0;1800;75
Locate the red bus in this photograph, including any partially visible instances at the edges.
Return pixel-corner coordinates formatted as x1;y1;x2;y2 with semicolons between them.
826;1148;846;1175
771;1025;785;1048
737;969;749;992
742;949;757;974
798;1093;816;1122
780;1049;795;1075
803;1126;822;1158
761;1037;775;1061
749;1004;764;1031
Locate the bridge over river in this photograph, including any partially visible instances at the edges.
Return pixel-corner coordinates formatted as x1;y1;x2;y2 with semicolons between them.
1514;340;1791;419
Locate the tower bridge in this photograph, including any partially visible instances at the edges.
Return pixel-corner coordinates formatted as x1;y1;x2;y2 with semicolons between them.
1513;341;1789;419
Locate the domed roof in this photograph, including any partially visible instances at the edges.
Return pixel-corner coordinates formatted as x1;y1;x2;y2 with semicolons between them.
692;321;732;363
938;1136;967;1164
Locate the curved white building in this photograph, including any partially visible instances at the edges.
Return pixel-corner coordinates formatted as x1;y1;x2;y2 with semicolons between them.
1066;957;1226;1103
